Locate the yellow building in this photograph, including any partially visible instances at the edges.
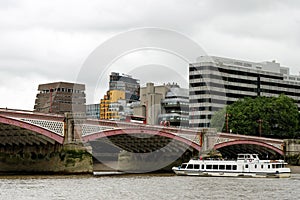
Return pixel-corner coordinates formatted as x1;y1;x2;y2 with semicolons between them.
100;90;125;120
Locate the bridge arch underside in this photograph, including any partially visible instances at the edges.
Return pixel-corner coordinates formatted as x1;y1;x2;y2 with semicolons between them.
214;140;284;159
85;129;200;172
0;122;62;147
85;129;200;154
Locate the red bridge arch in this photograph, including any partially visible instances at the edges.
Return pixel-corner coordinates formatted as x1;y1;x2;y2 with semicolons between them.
0;115;64;144
214;140;284;156
82;128;201;151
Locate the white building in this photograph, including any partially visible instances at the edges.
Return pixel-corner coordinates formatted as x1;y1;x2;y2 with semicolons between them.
189;56;300;128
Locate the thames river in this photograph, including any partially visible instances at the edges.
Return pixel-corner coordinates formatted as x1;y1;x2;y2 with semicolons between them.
1;174;300;200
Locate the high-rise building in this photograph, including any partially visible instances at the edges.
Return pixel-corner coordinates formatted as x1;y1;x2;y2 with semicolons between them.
34;82;86;114
189;56;300;128
109;72;140;102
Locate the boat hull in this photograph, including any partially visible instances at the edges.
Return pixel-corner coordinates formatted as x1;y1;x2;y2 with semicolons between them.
172;167;291;178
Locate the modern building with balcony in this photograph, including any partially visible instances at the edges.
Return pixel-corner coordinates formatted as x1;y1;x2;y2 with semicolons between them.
100;72;141;120
100;90;125;120
158;86;189;127
189;56;300;128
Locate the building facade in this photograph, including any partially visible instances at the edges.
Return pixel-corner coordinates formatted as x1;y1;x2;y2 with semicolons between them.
109;72;140;102
100;72;140;120
158;85;189;127
34;82;86;114
100;90;125;120
137;82;189;126
189;56;300;128
138;82;169;125
86;103;100;119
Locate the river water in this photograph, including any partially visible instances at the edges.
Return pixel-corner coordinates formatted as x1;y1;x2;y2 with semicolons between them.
1;173;300;200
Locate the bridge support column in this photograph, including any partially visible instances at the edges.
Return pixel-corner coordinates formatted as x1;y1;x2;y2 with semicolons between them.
59;112;93;173
284;139;300;165
64;113;86;144
201;128;218;153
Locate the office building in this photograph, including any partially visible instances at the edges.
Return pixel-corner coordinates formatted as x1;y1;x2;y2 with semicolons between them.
189;56;300;128
109;72;140;102
34;82;86;114
86;103;100;119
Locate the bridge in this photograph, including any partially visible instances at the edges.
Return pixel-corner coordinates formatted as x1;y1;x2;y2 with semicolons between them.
0;108;286;173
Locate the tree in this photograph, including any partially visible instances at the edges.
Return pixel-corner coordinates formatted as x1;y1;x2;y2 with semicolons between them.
211;94;299;138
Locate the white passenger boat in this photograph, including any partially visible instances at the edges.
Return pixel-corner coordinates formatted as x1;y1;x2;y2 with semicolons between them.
172;154;291;178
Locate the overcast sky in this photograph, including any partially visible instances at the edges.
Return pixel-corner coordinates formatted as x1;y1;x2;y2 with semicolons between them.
1;0;300;110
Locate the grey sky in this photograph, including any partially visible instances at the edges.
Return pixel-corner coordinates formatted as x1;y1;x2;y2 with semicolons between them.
0;0;300;110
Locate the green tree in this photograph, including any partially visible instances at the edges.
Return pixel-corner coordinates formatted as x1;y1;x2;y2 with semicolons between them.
211;94;299;138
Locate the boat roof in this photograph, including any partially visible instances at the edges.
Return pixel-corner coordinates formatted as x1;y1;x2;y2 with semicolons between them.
237;153;258;156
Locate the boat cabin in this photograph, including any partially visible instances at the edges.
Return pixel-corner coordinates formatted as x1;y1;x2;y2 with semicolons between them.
237;154;259;162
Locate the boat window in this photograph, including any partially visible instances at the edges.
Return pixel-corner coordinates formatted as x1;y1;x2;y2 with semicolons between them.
272;164;276;168
187;164;193;169
181;164;187;169
245;164;248;168
253;155;257;159
213;165;218;170
206;165;212;169
268;165;270;169
238;155;244;159
255;164;257;169
219;165;225;170
233;165;237;170
261;165;263;169
201;165;204;169
226;165;231;170
276;164;281;168
194;164;200;169
247;155;251;159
